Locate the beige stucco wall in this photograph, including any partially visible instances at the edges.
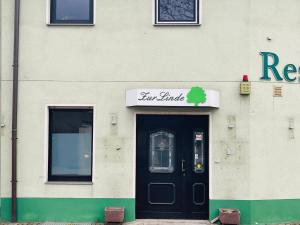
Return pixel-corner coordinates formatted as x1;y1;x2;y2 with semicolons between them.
248;0;300;200
1;0;300;201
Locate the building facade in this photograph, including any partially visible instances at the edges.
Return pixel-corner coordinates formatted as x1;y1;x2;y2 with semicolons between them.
1;0;300;224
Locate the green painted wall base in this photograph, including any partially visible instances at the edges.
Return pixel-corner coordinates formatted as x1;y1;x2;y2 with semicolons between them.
1;198;300;224
0;198;135;223
210;199;300;225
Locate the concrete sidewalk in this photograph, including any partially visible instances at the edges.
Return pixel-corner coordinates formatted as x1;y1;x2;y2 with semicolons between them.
128;220;210;225
1;222;300;225
0;220;211;225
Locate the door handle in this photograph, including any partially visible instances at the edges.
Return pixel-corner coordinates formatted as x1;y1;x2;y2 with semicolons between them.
181;159;186;173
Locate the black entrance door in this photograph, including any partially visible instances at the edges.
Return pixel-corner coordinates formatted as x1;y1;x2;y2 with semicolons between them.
136;115;209;219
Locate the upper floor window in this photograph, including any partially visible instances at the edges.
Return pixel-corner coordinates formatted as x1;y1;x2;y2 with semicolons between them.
50;0;94;25
154;0;200;25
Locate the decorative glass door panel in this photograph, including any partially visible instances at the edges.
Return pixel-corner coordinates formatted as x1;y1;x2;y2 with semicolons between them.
149;131;175;173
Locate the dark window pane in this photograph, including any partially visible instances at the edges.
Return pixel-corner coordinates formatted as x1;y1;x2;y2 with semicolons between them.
49;109;93;181
51;0;93;23
158;0;196;22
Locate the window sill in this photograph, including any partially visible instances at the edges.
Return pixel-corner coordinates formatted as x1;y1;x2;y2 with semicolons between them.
46;181;93;185
47;23;95;26
153;23;201;26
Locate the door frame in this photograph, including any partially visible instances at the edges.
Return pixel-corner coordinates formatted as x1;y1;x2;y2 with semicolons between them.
133;111;212;218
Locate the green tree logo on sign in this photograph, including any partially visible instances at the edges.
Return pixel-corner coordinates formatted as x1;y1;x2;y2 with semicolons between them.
186;87;207;106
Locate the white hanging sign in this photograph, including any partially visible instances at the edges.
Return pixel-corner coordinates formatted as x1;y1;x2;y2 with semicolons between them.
126;87;220;108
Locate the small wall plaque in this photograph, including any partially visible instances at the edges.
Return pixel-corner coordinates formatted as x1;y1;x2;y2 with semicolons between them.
240;82;251;95
273;86;283;97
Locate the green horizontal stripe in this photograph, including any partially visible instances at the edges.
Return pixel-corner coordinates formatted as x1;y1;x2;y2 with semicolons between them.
210;199;300;225
2;198;300;224
0;198;135;222
251;199;300;224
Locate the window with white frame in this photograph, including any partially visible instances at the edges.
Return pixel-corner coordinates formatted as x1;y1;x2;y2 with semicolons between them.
48;107;93;182
49;0;94;24
154;0;200;25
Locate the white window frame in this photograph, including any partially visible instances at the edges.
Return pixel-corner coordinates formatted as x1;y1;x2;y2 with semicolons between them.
46;0;96;26
153;0;202;26
44;104;96;184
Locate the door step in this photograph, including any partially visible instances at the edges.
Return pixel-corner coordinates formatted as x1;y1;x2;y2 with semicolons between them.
126;219;210;225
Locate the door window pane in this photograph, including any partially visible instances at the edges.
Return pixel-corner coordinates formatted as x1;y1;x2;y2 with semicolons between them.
48;108;93;181
193;131;204;173
149;131;175;173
